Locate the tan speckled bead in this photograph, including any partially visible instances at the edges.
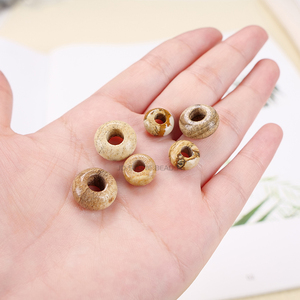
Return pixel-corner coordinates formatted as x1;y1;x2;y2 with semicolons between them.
94;120;137;161
72;168;117;210
144;108;174;136
123;154;156;186
179;104;219;139
169;140;200;170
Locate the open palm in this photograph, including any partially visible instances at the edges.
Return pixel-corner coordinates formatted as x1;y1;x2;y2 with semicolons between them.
0;26;282;300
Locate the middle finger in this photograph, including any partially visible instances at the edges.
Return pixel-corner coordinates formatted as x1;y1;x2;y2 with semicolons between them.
146;26;268;139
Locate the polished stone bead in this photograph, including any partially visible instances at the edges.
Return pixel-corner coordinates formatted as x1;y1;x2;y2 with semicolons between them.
179;104;219;139
169;140;200;170
72;168;117;210
123;154;156;186
94;120;137;161
144;108;174;136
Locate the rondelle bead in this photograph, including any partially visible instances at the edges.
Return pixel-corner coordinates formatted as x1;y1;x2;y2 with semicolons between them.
123;154;156;186
144;108;174;136
179;104;219;139
169;140;200;170
94;120;137;161
72;168;117;210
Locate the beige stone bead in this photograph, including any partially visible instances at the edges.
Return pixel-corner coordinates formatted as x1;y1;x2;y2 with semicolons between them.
179;104;219;139
144;108;174;136
94;120;137;161
72;168;117;210
123;154;156;186
169;140;200;170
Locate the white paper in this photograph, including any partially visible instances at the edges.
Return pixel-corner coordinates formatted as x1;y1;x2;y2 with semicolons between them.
47;42;160;124
0;38;48;134
262;0;300;54
179;218;300;300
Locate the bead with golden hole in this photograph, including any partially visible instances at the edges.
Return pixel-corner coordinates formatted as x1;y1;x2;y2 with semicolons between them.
179;104;219;139
144;108;174;136
94;120;137;161
169;140;200;170
123;154;156;186
72;168;117;210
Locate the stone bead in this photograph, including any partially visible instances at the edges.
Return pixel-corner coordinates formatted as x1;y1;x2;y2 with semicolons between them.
179;104;219;139
72;168;117;210
144;108;174;136
169;140;200;170
94;120;137;161
123;154;156;186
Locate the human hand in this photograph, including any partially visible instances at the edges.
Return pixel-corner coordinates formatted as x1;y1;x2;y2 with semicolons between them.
0;26;282;299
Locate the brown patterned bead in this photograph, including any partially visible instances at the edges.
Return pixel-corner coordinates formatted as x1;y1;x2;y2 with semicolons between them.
72;168;117;210
179;104;219;139
169;140;200;170
123;154;156;186
94;120;137;161
144;108;174;136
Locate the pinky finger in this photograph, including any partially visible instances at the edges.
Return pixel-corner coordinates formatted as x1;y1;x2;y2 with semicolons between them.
202;124;283;234
0;71;13;133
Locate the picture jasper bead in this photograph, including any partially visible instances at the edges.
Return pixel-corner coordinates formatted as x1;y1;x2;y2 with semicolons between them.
123;154;156;186
144;108;174;136
179;104;219;139
94;120;137;161
169;140;200;170
72;168;117;210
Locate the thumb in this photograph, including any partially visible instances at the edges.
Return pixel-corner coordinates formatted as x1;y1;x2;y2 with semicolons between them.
0;71;13;133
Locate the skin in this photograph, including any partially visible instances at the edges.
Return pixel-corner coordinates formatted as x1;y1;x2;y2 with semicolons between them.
0;26;282;300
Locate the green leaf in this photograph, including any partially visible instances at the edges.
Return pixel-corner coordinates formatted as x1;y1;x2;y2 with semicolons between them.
264;85;280;107
233;196;270;226
257;204;279;222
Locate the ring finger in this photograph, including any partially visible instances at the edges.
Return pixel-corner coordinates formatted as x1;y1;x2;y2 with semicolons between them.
188;58;280;185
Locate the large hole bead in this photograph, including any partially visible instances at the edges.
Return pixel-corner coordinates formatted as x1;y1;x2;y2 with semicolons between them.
123;154;156;186
144;108;174;136
169;140;200;170
179;104;219;139
72;168;118;210
94;120;137;161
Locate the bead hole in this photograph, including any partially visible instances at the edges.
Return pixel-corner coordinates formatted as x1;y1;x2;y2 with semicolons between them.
190;108;206;122
133;160;145;172
107;129;124;145
88;175;106;192
155;113;166;124
181;146;193;158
